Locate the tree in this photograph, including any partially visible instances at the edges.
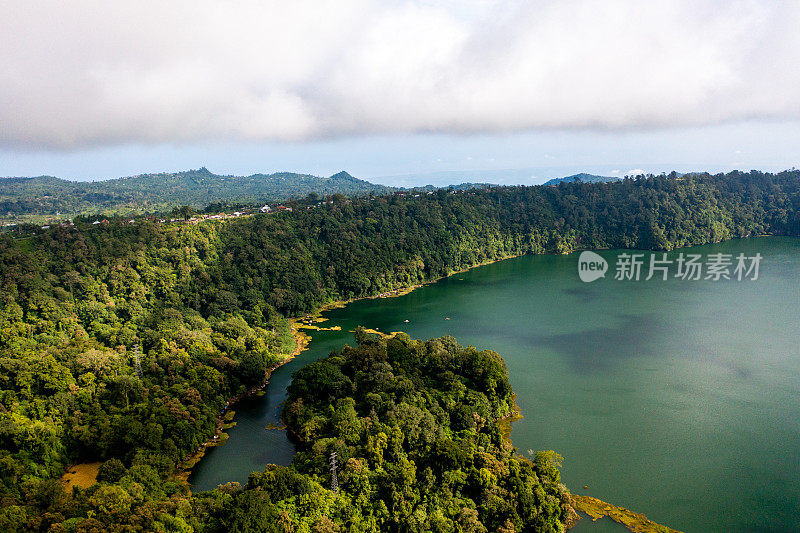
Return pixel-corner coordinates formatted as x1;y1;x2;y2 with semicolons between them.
97;459;126;483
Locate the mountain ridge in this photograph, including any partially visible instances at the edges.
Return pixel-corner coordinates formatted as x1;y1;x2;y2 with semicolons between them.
1;168;645;221
543;173;621;185
0;168;393;220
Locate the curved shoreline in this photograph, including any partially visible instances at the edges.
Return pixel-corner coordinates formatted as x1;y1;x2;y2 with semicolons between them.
175;359;292;482
178;240;740;482
181;239;774;529
176;323;312;482
178;257;517;484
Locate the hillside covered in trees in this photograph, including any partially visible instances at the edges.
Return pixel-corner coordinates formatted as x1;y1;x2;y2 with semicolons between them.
0;168;393;221
0;169;798;530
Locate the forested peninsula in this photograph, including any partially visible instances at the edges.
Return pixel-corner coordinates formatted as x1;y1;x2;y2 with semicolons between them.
1;170;798;531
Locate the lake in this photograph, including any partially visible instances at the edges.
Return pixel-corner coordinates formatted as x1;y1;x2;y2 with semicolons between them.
189;237;800;532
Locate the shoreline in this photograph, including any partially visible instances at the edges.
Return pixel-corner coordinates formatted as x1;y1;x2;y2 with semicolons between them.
295;231;789;326
180;236;786;497
176;240;726;482
177;316;313;484
175;357;297;483
312;252;528;315
276;250;691;532
178;254;521;485
567;494;683;533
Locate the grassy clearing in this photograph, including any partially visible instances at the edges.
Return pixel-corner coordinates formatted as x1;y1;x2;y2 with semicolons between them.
61;462;101;489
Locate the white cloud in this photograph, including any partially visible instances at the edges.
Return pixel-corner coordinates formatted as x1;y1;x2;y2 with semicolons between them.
2;0;800;149
625;168;646;176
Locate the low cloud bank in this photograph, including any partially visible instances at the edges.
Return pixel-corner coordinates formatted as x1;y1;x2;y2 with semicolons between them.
2;1;799;149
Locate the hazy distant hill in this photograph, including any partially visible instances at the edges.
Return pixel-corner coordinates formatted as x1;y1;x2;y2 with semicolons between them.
0;168;393;219
543;173;621;185
409;182;498;192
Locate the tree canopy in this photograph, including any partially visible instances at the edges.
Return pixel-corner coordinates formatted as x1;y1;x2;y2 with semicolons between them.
0;169;798;530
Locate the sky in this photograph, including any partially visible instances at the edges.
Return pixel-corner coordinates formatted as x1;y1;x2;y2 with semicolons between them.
2;1;799;185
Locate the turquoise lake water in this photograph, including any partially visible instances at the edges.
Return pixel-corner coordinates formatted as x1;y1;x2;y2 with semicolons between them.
190;237;800;532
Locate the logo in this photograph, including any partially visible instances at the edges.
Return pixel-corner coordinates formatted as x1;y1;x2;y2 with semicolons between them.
578;251;608;282
576;250;761;282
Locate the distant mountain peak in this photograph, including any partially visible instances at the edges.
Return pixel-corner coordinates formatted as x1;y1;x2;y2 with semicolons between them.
0;168;394;219
329;171;357;181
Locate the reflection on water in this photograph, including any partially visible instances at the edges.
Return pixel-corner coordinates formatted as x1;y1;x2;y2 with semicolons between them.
531;314;664;372
562;286;599;304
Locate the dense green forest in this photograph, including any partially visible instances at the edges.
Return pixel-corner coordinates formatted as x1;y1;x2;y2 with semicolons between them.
0;333;570;532
278;331;570;532
0;169;798;531
0;168;393;222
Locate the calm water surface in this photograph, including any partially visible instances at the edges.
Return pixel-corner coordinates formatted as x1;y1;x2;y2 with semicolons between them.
190;237;800;533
